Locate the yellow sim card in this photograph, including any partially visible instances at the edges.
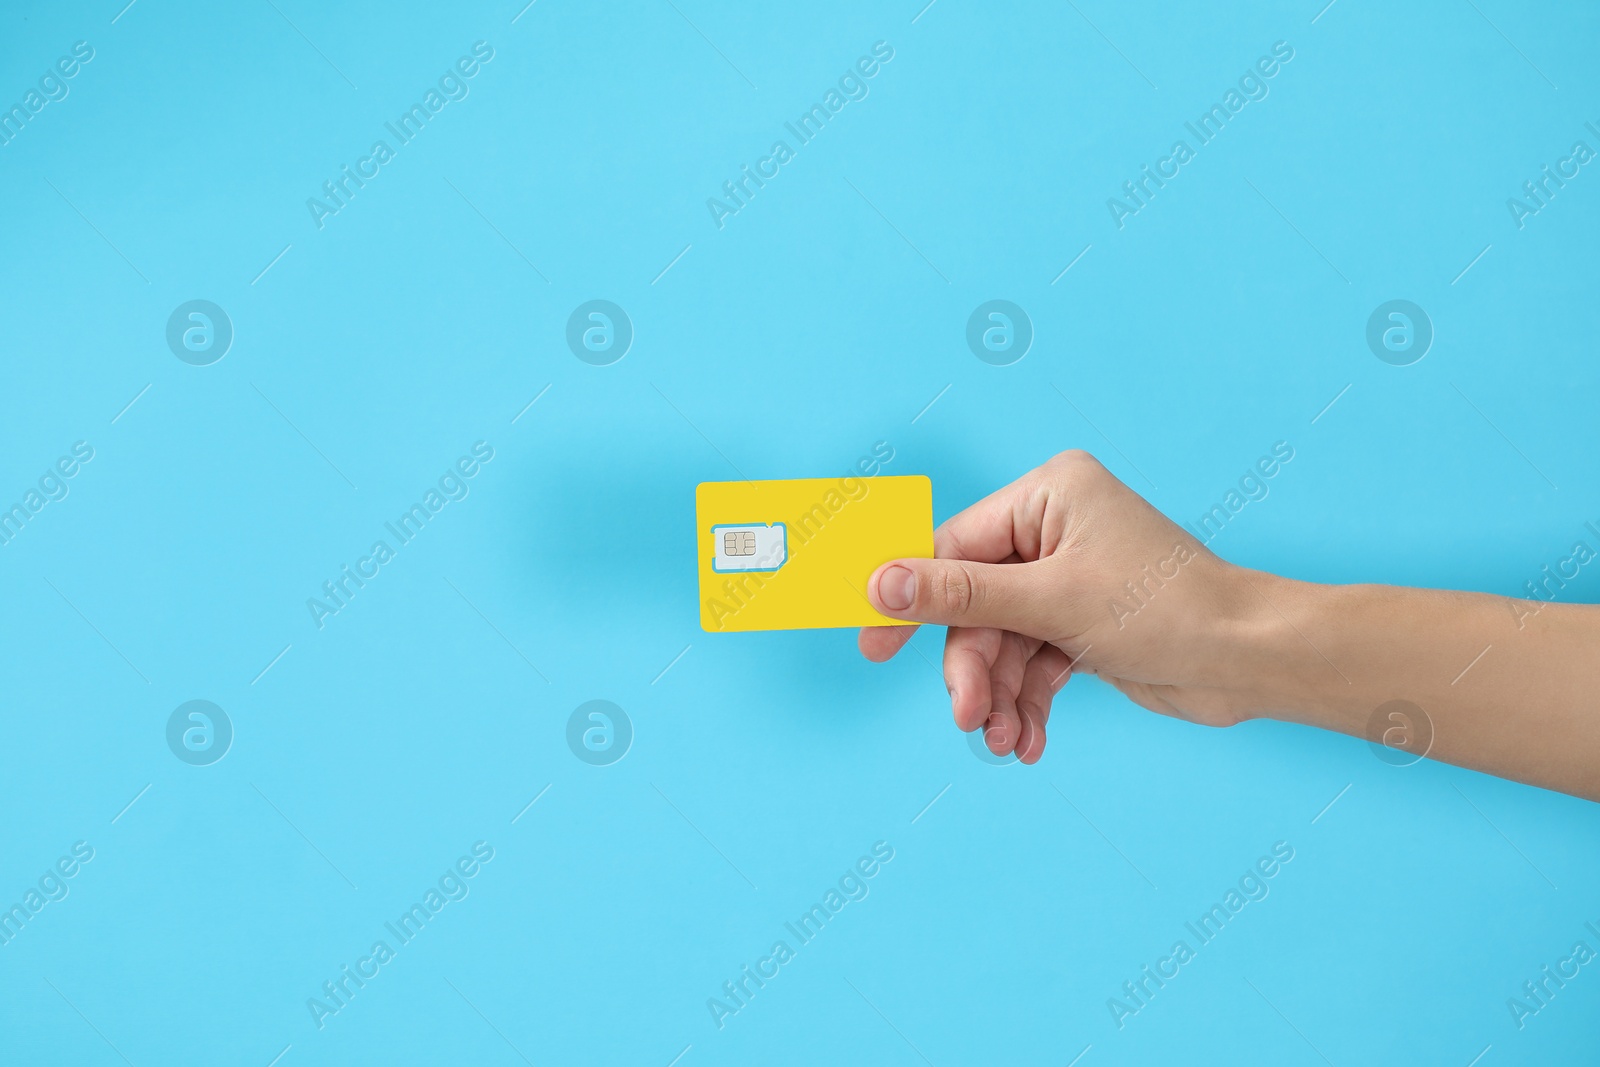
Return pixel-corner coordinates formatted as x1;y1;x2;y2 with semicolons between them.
696;475;934;632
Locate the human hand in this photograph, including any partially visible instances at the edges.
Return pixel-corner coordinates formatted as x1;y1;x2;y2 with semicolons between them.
859;451;1274;763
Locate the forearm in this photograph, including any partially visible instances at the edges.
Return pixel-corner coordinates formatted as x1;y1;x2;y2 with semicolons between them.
1237;572;1600;800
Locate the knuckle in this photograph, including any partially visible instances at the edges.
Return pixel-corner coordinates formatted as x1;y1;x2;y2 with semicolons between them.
933;564;976;616
1047;450;1113;500
1051;448;1096;469
1050;449;1106;480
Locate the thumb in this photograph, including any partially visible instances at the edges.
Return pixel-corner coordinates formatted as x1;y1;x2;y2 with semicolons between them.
868;557;1056;634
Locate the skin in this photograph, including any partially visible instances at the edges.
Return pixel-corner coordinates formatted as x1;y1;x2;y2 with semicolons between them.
858;450;1600;802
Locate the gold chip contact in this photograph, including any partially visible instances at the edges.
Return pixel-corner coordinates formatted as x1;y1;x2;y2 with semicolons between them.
723;530;757;556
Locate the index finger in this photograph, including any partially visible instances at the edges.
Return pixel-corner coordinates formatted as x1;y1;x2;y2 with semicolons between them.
858;623;918;662
934;472;1035;564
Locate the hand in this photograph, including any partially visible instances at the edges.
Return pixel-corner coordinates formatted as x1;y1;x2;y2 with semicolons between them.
860;450;1600;799
859;450;1270;763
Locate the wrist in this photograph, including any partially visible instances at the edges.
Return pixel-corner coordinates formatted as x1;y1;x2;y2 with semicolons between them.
1213;567;1343;726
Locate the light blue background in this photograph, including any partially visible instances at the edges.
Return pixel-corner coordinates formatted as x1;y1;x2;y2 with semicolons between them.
3;1;1599;1063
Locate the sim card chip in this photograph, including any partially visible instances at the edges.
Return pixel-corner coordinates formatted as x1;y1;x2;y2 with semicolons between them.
712;523;786;573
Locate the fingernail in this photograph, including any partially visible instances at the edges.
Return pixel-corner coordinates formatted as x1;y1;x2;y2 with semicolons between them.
878;565;916;612
984;714;1008;748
